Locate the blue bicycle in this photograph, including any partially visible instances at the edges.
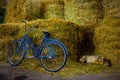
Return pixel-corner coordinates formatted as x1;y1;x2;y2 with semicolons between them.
7;20;68;72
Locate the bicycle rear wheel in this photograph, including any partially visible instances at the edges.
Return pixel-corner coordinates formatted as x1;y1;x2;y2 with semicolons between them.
7;40;25;66
40;41;67;72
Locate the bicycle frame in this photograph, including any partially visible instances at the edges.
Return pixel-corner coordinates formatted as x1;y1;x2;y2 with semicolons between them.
8;20;68;72
21;33;49;58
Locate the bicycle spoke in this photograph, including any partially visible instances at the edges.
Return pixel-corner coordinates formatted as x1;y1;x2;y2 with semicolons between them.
40;42;67;72
7;40;25;66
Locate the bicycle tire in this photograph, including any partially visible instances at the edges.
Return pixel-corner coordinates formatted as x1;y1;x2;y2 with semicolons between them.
7;40;25;66
40;41;68;72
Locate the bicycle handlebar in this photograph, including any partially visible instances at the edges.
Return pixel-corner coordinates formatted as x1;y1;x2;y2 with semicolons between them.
21;20;37;34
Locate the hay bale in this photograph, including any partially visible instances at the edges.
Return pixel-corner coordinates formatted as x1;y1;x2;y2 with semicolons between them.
0;23;20;38
94;19;120;65
64;0;103;26
0;37;15;50
0;23;22;50
26;0;43;20
0;19;83;60
103;0;120;19
4;0;27;22
43;0;64;19
4;0;44;22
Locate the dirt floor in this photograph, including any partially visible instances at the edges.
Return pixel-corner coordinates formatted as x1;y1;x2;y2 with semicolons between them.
0;64;120;80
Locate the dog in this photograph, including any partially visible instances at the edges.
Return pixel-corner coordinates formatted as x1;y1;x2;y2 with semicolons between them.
79;55;112;67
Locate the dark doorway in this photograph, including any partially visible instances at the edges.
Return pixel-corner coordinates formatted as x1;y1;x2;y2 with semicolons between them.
0;0;8;23
0;8;6;23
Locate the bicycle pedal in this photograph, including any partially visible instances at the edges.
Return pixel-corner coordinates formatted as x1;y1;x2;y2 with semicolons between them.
28;56;35;59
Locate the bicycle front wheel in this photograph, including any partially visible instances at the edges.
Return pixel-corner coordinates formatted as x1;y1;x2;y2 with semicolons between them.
40;41;67;72
7;40;25;66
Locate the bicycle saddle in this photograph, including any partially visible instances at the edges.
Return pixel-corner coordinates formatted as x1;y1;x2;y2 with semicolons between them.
42;31;51;36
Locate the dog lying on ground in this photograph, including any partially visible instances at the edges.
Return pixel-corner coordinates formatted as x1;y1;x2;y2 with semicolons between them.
79;55;112;67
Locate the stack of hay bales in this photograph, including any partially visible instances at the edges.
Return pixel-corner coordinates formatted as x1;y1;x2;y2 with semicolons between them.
94;20;120;65
94;0;120;65
43;0;64;19
4;0;44;22
64;0;103;26
4;0;65;22
0;19;83;60
64;0;103;56
103;0;120;19
94;19;120;65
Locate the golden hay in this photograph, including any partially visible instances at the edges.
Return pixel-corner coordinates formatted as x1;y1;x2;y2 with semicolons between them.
0;23;21;38
0;19;83;60
26;0;43;20
4;0;44;22
43;0;64;19
103;0;120;19
0;37;15;50
4;0;27;22
64;0;103;26
94;19;120;64
4;0;65;22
